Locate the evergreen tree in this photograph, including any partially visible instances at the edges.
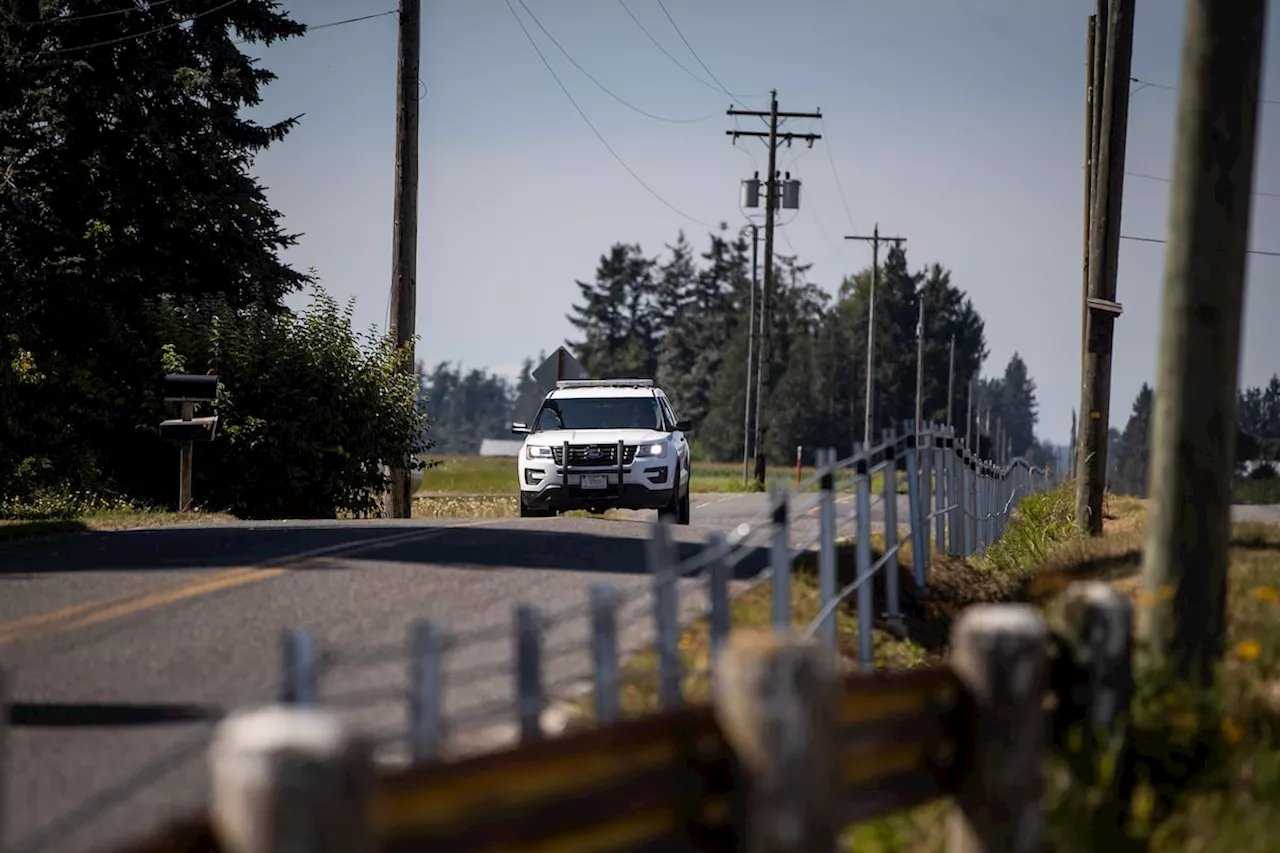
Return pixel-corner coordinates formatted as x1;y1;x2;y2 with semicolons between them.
566;243;657;378
1113;383;1154;496
1;0;315;500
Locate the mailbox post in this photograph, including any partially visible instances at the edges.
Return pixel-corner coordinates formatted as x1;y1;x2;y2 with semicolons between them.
159;373;220;512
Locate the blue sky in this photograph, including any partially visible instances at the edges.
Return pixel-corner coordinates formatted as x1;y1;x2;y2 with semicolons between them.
243;0;1279;445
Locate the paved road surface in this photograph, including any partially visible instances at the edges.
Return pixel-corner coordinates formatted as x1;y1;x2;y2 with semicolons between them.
0;491;906;853
1231;504;1280;525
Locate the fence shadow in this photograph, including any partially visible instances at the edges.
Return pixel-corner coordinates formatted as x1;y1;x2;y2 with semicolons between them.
8;701;223;728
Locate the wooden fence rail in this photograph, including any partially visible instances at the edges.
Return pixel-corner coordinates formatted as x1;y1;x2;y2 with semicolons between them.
94;581;1132;853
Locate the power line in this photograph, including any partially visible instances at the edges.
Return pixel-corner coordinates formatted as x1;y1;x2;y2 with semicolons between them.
12;0;179;26
232;9;398;47
816;119;865;248
1121;234;1280;257
513;0;713;124
503;0;713;229
1131;75;1279;107
25;0;242;56
1126;168;1279;199
614;0;722;95
653;0;765;109
309;10;397;32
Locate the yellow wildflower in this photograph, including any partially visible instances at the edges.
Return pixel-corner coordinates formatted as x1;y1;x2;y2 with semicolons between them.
1234;640;1262;662
1221;717;1244;744
1249;586;1280;605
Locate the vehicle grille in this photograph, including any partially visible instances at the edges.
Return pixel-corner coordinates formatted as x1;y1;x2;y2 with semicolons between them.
551;444;638;466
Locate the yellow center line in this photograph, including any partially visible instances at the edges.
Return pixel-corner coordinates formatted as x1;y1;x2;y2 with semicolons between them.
0;519;503;646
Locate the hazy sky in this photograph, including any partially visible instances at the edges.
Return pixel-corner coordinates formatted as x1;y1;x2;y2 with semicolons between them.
242;0;1279;445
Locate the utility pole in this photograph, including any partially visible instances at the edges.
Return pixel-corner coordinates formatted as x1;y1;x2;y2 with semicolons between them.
387;0;421;520
728;91;822;487
846;224;906;445
1075;0;1134;535
914;296;925;433
741;224;760;486
946;334;956;428
1140;0;1269;685
1080;13;1098;384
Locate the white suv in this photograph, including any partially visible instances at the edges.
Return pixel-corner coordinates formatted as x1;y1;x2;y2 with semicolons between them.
511;379;692;524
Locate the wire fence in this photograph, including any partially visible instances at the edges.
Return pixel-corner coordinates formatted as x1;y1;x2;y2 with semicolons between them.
0;421;1054;853
272;420;1050;767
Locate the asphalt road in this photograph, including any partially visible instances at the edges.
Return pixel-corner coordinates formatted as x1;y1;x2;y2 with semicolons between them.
0;491;907;853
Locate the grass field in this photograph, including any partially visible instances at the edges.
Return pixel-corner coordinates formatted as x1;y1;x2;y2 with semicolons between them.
416;454;897;496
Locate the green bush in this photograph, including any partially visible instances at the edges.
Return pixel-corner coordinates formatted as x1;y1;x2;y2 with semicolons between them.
1;286;430;520
155;287;430;519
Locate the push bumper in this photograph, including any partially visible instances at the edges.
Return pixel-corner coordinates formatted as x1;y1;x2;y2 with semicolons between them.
521;482;675;512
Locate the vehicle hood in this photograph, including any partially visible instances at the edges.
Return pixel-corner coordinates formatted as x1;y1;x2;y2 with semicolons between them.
525;428;670;445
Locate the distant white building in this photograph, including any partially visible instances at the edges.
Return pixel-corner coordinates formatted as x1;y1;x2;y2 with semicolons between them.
479;438;524;457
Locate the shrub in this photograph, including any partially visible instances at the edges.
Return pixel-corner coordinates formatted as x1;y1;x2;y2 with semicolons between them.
148;287;431;519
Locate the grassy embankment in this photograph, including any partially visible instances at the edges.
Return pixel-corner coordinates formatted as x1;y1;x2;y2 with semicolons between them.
1234;475;1280;505
411;454;900;519
553;481;1280;852
0;492;232;543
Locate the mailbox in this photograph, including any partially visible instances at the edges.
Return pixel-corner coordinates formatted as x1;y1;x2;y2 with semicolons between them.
159;416;219;442
163;373;220;403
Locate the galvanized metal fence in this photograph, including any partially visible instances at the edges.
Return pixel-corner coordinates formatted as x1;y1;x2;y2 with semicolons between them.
274;421;1049;765
0;422;1054;853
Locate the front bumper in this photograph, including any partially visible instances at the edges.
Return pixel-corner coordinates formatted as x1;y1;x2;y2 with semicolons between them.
519;455;679;511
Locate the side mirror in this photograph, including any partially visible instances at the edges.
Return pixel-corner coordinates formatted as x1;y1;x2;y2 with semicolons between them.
511;422;531;435
675;419;692;433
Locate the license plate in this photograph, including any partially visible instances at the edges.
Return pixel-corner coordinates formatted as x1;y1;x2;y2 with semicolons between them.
581;474;608;490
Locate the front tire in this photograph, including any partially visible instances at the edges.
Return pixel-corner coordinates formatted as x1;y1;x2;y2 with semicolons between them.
676;488;691;526
519;497;553;518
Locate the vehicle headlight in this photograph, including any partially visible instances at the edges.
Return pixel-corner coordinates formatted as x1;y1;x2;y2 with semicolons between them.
634;442;669;459
526;444;554;460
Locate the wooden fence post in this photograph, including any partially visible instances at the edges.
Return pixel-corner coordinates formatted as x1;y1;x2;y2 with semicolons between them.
1056;581;1134;734
946;604;1049;853
210;705;374;853
712;629;838;853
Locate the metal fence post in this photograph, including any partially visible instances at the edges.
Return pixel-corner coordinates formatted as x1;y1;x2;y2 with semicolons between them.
515;603;544;744
965;447;977;556
881;437;901;622
817;448;839;666
280;628;319;706
855;453;874;672
770;486;791;632
408;620;443;762
917;425;933;559
589;584;620;725
707;532;731;675
933;426;946;555
648;519;683;710
904;423;927;590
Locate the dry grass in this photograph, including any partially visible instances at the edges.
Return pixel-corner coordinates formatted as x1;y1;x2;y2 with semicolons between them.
0;508;233;542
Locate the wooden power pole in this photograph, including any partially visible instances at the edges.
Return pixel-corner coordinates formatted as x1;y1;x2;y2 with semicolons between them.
845;225;906;446
1075;0;1134;535
728;91;822;488
1080;13;1097;384
1139;0;1270;684
387;0;421;520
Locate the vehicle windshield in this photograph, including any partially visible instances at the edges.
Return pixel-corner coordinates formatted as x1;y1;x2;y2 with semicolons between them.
533;396;665;432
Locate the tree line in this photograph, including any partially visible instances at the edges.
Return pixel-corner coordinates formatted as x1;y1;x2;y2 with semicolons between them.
1108;375;1280;497
1;2;428;518
423;227;1057;469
